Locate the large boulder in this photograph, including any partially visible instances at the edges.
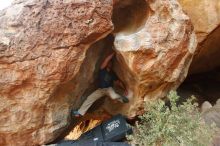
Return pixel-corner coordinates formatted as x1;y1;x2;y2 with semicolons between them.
104;0;197;117
178;0;220;74
0;0;196;145
0;0;113;145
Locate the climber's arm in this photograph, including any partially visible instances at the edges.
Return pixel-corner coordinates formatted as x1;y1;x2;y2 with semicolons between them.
100;52;115;69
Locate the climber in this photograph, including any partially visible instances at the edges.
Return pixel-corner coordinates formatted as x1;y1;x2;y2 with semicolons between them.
72;52;129;117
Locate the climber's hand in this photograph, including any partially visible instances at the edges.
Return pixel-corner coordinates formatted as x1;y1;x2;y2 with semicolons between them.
124;88;128;96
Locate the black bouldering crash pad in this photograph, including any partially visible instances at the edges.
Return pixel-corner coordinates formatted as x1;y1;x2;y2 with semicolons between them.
48;141;130;146
47;114;132;146
79;114;132;142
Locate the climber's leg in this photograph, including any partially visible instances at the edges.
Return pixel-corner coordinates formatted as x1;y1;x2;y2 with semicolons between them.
77;88;106;116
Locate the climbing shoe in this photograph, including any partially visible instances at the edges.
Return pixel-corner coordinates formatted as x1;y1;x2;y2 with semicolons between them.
71;110;82;117
119;96;129;103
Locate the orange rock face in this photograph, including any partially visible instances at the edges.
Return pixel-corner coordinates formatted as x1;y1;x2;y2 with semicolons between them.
104;0;197;117
0;0;113;145
0;0;197;145
178;0;220;74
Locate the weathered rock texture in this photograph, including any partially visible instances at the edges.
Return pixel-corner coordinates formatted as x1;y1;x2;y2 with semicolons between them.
104;0;197;117
201;100;220;146
0;0;196;145
0;0;113;145
178;0;220;74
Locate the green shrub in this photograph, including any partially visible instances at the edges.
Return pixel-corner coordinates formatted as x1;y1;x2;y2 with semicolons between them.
128;91;216;146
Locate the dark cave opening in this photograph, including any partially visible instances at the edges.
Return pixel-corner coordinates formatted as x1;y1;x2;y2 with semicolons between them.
178;67;220;106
